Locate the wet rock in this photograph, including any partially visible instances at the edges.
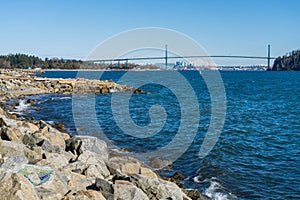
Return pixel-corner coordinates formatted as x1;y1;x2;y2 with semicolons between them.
186;189;210;200
131;174;191;200
164;172;186;189
134;89;143;94
26;99;36;105
113;183;149;200
171;172;185;181
149;157;173;169
54;122;69;134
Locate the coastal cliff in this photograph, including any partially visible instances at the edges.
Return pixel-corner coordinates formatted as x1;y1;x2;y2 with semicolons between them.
272;50;300;71
0;71;207;200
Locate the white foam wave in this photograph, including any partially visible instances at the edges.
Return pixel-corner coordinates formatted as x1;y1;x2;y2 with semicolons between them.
50;96;71;101
15;99;29;113
204;179;237;200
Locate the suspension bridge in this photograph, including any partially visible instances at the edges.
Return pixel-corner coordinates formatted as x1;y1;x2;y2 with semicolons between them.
85;45;276;70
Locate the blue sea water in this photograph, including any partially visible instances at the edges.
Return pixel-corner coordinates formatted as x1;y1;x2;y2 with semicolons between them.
23;70;300;199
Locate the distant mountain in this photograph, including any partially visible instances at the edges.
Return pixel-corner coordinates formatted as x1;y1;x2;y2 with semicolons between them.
272;50;300;71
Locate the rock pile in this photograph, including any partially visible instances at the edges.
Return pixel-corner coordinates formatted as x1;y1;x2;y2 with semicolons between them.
0;106;209;200
0;72;142;100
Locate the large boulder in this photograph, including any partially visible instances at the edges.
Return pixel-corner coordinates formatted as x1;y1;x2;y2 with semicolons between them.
62;171;95;193
37;152;70;169
0;156;28;172
76;150;110;179
0;140;26;157
43;130;69;152
0;115;17;127
20;121;40;134
79;136;108;161
0;163;69;200
113;183;149;200
140;167;158;179
131;174;191;200
18;165;69;199
87;178;114;200
0;126;24;142
0;172;40;200
108;156;141;176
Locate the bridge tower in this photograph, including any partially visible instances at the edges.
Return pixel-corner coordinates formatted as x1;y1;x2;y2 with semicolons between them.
165;44;168;68
267;44;271;70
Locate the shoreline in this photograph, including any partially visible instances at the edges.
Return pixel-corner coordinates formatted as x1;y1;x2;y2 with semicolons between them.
0;71;208;200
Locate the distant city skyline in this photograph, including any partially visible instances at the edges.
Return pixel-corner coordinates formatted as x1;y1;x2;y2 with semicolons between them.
0;0;299;65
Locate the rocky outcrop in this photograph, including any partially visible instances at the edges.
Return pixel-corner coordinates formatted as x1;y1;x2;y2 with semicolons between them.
272;50;300;71
0;106;198;200
0;70;142;100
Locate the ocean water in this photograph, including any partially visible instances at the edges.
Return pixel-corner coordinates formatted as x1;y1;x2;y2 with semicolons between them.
22;70;300;199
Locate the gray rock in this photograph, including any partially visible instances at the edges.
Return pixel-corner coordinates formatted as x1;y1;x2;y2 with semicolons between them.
0;172;40;200
131;174;191;200
0;115;17;127
39;139;61;153
0;140;26;157
108;156;141;176
0;156;28;172
113;183;149;200
149;157;173;169
65;137;82;157
40;152;69;169
77;150;110;178
22;133;41;147
24;147;43;164
75;136;109;161
0;126;23;142
62;170;94;193
88;178;114;200
0;163;69;200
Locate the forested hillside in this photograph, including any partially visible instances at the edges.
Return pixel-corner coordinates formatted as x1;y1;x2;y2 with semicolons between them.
272;50;300;71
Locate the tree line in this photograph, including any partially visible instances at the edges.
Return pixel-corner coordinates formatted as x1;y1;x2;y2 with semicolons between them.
272;50;300;71
0;53;159;70
0;54;82;69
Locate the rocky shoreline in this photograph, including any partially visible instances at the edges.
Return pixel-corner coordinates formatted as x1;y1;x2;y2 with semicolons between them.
0;70;208;200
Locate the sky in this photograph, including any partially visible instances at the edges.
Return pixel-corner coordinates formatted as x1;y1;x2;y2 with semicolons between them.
0;0;299;65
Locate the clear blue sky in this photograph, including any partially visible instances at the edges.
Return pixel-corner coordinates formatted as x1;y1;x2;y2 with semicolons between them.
0;0;299;65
